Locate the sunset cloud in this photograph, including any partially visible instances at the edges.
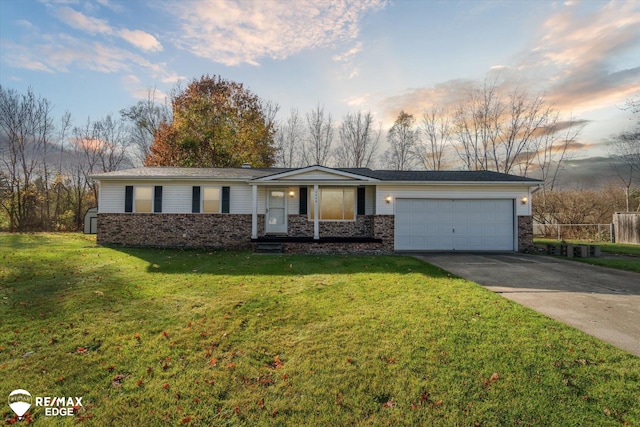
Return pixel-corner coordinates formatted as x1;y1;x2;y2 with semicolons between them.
376;1;640;125
525;1;640;112
169;0;386;66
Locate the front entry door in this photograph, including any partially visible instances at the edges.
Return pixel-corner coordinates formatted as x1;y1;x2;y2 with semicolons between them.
266;189;287;234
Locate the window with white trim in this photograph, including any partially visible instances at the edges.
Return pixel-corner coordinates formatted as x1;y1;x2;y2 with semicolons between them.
309;187;356;221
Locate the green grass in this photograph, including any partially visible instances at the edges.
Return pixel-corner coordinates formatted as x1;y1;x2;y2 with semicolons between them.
2;233;639;426
535;238;640;273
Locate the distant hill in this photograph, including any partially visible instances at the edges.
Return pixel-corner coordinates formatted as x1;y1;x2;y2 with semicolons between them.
553;157;633;189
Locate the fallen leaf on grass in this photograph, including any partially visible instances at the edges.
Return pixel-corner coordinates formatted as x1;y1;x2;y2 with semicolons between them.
112;374;126;387
209;358;218;366
382;400;395;408
271;356;284;369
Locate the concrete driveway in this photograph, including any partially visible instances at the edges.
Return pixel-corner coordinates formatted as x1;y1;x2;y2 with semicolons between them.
413;252;640;357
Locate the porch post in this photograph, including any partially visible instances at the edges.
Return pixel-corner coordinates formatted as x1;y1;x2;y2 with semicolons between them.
313;184;319;240
251;185;258;239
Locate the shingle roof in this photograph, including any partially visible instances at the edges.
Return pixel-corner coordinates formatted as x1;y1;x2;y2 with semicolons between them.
90;167;293;180
92;166;541;183
357;169;542;182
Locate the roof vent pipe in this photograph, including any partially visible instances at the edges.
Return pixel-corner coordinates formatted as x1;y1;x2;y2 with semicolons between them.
241;163;251;168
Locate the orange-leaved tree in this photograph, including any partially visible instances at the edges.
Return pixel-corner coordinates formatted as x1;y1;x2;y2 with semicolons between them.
145;75;278;168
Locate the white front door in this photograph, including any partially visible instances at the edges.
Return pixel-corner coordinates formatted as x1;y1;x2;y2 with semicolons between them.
266;189;287;234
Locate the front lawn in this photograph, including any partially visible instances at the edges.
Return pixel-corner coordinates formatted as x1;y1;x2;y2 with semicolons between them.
535;238;640;273
2;234;639;426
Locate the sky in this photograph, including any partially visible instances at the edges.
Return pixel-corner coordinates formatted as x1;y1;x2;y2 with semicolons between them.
1;0;639;164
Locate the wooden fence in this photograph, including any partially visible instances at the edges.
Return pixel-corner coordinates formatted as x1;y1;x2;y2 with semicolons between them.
613;213;640;245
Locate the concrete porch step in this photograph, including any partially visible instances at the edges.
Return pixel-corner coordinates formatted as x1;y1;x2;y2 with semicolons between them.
254;243;284;254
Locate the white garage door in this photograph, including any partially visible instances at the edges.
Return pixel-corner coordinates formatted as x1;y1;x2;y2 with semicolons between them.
395;199;514;251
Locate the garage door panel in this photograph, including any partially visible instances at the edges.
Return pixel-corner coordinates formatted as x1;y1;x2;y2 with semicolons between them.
395;199;514;251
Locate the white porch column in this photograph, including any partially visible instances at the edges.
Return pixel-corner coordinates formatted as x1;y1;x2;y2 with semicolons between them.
313;184;319;240
251;185;258;239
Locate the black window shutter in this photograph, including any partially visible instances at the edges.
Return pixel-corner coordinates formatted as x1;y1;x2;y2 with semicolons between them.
192;186;201;213
153;186;163;213
124;186;133;213
357;187;366;215
221;186;230;213
299;186;307;215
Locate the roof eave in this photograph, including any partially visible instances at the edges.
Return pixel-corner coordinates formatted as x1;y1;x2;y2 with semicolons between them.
376;180;542;186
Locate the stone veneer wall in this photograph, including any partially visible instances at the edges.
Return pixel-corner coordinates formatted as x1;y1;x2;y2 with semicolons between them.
518;215;534;252
97;213;253;249
98;213;396;254
286;215;374;238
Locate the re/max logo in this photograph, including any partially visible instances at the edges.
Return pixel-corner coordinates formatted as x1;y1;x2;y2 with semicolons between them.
35;396;83;407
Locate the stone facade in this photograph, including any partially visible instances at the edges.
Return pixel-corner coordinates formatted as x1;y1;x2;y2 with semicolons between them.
285;215;374;238
517;215;534;252
98;212;524;254
97;213;395;253
97;213;253;249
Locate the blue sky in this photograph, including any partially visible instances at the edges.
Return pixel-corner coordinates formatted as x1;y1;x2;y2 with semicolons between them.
1;0;639;160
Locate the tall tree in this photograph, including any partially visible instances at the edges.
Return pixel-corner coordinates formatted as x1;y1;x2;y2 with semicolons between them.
0;86;53;231
72;115;132;227
120;87;171;166
608;97;640;211
304;104;334;166
146;75;278;168
384;110;418;171
417;107;452;171
274;108;305;168
335;111;380;168
451;78;578;178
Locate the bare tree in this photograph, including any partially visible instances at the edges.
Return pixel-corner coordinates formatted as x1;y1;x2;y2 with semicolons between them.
304;104;334;166
532;117;585;191
452;79;502;171
72;115;132;222
384;111;418;170
531;117;585;225
451;78;568;176
274;108;305;168
0;86;54;231
416;107;452;171
120;87;171;166
335;111;380;168
608;99;640;211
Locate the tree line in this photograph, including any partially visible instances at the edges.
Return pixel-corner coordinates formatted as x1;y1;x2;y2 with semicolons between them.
1;75;638;232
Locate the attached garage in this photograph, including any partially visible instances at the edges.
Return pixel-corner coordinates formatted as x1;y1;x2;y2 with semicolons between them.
395;199;515;251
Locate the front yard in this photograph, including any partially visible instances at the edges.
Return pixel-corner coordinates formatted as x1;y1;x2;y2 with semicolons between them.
1;234;638;425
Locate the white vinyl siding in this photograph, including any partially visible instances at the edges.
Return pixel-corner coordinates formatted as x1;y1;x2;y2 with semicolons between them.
376;185;532;216
98;182;252;214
